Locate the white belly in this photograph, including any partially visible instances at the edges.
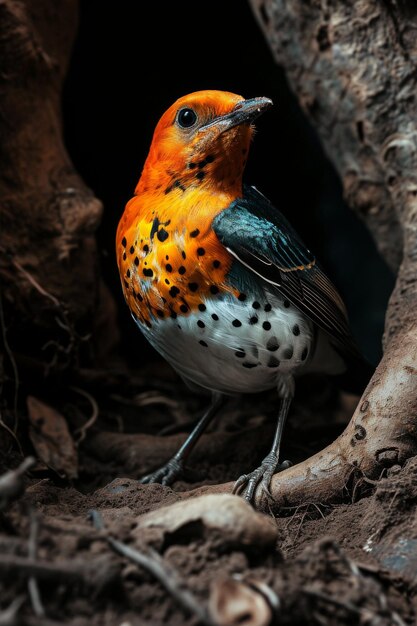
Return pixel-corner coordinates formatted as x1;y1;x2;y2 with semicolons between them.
136;290;316;395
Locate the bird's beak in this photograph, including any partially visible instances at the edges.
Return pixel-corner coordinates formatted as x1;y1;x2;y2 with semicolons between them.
199;97;273;134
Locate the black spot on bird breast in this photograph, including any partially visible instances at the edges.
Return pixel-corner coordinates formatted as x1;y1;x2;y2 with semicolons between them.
268;357;280;368
157;228;169;242
150;218;160;240
267;337;279;352
165;179;186;194
150;217;171;240
197;154;215;169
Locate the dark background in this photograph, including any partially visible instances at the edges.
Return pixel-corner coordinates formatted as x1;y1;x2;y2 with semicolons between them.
62;0;394;368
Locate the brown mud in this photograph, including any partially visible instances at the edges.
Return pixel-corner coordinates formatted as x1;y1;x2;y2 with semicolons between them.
0;364;416;625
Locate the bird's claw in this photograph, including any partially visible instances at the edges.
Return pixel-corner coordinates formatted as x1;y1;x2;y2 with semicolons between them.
139;457;184;486
233;454;292;505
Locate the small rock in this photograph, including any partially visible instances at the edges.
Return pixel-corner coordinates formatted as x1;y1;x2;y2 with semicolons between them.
132;493;278;551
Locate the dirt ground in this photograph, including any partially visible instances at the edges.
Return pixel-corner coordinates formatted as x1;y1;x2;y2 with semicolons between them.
0;362;416;625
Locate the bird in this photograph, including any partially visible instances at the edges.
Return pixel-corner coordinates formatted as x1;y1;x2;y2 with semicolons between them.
116;89;372;503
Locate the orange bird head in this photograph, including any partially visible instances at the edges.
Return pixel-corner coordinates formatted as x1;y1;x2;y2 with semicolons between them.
135;90;273;197
117;91;273;324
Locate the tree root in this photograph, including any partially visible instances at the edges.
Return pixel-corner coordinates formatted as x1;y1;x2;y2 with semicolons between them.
226;0;417;512
183;330;417;511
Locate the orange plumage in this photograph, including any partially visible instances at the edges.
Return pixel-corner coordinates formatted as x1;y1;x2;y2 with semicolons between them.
116;90;252;324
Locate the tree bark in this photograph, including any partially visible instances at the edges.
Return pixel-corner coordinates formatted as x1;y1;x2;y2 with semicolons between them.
0;0;114;373
242;0;417;510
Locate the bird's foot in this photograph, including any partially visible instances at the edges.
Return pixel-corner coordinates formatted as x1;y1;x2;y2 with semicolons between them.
232;453;292;505
139;456;184;487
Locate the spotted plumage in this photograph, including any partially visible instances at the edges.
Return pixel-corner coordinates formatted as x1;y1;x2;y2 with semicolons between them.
138;288;315;395
117;188;237;324
116;90;372;503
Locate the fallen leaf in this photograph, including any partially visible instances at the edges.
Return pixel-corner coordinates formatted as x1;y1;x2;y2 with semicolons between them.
27;396;78;480
209;578;272;626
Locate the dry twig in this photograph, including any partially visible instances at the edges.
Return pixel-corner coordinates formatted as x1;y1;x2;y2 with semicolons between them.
0;457;35;510
110;390;189;429
89;509;214;626
0;553;118;591
302;588;406;625
302;588;366;617
0;293;21;452
10;258;60;308
27;508;45;618
306;539;408;626
0;596;25;626
0;411;23;457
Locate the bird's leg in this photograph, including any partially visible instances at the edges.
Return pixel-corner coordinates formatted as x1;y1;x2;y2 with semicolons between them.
233;396;292;504
140;392;226;486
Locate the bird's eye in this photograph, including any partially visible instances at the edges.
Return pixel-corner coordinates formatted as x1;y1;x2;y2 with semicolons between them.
177;108;198;129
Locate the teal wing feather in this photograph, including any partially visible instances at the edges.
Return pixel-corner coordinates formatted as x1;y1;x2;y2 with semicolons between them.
213;185;362;361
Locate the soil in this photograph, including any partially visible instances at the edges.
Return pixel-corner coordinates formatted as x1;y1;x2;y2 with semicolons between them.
0;362;416;625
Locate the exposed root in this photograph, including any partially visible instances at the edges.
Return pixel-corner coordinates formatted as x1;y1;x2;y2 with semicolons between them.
0;291;20;441
10;257;61;308
70;386;99;444
0;411;23;457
